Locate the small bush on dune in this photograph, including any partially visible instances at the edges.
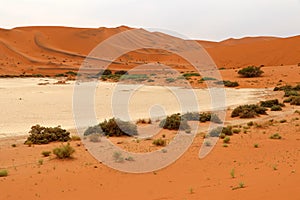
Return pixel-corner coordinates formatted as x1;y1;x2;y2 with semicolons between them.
25;125;71;145
215;80;239;87
0;169;8;177
271;105;282;111
270;133;282;140
152;138;167;146
42;151;51;157
238;66;264;78
84;125;103;136
160;114;190;130
284;90;299;97
100;118;137;136
291;97;300;105
231;104;267;118
53;143;75;159
260;99;281;108
114;70;128;75
223;136;230;144
89;133;101;143
182;112;222;124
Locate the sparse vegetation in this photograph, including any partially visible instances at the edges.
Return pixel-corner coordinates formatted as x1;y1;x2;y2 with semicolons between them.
113;151;124;163
230;168;235;178
71;135;81;141
100;118;138;136
231;104;267;118
182;72;200;79
270;133;282;140
182;112;222;124
0;169;8;177
238;66;264;77
271;105;282;111
42;151;51;157
160;113;190;130
25;125;71;144
215;80;239;87
53;143;75;159
89;133;101;142
223;136;231;144
254;143;259;148
84;125;103;136
152;138;167;146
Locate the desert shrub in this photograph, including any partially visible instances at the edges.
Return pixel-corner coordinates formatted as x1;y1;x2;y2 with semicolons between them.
271;105;282;111
270;133;282;139
55;73;66;77
100;118;138;136
113;152;124;163
260;99;280;108
209;127;223;137
89;134;101;142
279;119;287;123
53;143;75;159
274;85;293;91
115;70;127;75
222;126;233;136
121;74;148;81
159;114;190;130
284;90;299;97
103;69;112;75
232;128;241;134
254;143;259;148
41;151;51;157
84;125;103;136
238;66;264;77
71;135;81;141
223;136;231;144
215;80;239;87
200;77;217;81
152;138;166;146
11;144;16;148
182;112;222;124
166;78;176;83
136;118;152;124
0;169;8;177
291;96;300;105
25;125;71;144
182;72;200;79
65;71;77;76
247;121;254;126
231;104;267;118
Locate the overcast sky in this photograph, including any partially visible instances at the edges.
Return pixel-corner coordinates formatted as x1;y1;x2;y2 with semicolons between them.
1;0;300;41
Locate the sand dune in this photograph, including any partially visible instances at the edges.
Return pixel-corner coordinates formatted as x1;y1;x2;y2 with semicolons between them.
0;26;299;76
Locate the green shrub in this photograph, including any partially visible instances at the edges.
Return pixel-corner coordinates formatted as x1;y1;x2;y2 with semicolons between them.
42;151;51;157
89;133;101;142
100;118;137;136
182;112;222;124
223;136;231;144
200;77;217;81
152;138;166;146
215;80;239;87
0;169;8;177
231;104;267;118
271;105;282;111
55;73;66;77
284;90;299;97
182;72;200;79
270;133;282;139
53;143;75;159
103;69;112;75
115;70;127;75
232;128;241;134
113;152;124;163
165;78;176;83
254;143;259;148
71;135;81;141
247;121;254;126
159;114;190;130
222;126;233;136
209;127;223;137
65;71;77;76
84;125;103;136
238;66;264;77
279;119;287;123
25;125;71;144
120;74;148;81
260;99;280;108
291;96;300;105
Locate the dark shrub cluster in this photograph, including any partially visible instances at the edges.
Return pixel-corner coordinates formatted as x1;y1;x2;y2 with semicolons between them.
152;138;166;146
100;118;137;137
260;99;284;108
215;80;239;87
25;125;71;144
290;96;300;105
182;112;222;124
182;72;200;79
231;104;267;118
159;113;190;130
238;66;264;78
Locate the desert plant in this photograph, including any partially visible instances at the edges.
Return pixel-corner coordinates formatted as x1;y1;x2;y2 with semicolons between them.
223;136;231;144
238;66;264;77
254;143;259;148
100;118;138;136
84;125;103;136
114;70;128;75
291;96;300;105
271;105;282;111
230;168;235;178
215;80;239;87
41;151;51;157
270;133;282;139
209;127;223;137
260;99;281;108
232;128;241;134
53;143;75;159
182;72;200;79
231;104;267;118
200;77;217;81
25;125;71;144
152;138;166;146
0;169;8;177
71;135;81;141
113;152;124;163
89;133;101;142
160;113;190;130
38;159;44;165
11;144;16;148
165;78;176;83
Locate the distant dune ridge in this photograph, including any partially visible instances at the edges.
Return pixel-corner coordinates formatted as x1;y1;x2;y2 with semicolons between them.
0;26;299;75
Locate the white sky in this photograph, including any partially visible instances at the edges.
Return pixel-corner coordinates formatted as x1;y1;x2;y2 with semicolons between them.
1;0;300;41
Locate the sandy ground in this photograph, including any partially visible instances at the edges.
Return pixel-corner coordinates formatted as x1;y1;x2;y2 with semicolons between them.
0;78;272;138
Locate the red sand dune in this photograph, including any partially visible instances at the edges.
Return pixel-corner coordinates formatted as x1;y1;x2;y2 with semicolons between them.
0;26;299;75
